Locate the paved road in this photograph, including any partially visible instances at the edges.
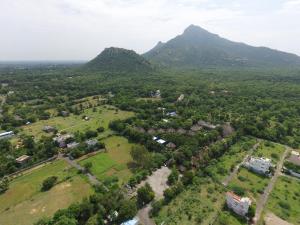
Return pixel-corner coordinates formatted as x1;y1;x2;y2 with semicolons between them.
222;141;260;186
253;146;290;224
59;154;108;191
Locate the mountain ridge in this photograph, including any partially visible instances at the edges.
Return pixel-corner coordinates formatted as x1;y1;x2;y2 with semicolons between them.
143;25;300;68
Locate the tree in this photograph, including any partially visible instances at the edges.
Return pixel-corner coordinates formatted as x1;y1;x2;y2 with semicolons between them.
167;167;179;185
0;176;9;194
83;162;93;173
181;171;194;185
53;216;77;225
97;127;105;133
130;146;152;169
137;183;155;207
41;176;58;191
85;130;98;139
117;199;137;223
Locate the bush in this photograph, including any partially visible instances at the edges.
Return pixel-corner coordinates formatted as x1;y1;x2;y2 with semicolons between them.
137;183;154;207
278;201;291;210
97;127;105;133
231;185;245;196
41;176;58;191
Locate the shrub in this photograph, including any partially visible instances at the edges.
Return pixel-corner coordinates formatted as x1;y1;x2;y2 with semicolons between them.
41;176;58;191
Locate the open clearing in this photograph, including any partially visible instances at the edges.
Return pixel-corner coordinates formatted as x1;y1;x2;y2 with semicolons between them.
21;105;134;139
264;176;300;225
0;160;93;225
138;166;171;199
78;136;136;185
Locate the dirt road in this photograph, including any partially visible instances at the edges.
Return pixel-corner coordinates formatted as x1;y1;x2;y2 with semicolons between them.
253;146;290;224
137;166;171;225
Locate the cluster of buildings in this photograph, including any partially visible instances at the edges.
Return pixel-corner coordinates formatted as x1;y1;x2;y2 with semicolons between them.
243;156;273;175
226;192;252;216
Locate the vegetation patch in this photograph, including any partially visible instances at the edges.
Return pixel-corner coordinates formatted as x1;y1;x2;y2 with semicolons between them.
154;177;225;225
265;176;300;225
229;167;269;200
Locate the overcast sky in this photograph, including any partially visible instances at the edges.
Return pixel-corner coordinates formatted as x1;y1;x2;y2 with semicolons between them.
1;0;300;61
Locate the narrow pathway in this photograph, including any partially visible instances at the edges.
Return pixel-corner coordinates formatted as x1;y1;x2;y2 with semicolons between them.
58;153;108;191
137;205;156;225
253;146;290;224
222;141;260;186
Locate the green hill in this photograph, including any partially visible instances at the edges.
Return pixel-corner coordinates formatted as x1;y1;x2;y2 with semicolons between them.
143;25;300;69
85;47;153;73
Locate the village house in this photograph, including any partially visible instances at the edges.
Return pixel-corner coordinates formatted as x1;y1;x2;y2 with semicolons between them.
43;125;56;133
177;94;184;102
190;124;202;132
157;139;167;145
15;155;30;164
287;151;300;166
61;111;69;117
153;90;161;98
121;218;139;225
0;131;14;139
166;111;177;117
284;151;300;178
198;120;218;130
244;157;273;175
53;134;74;148
226;192;251;216
67;142;79;149
166;142;176;149
85;139;99;150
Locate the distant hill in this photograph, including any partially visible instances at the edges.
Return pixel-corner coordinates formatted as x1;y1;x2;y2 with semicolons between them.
143;25;300;69
85;47;153;72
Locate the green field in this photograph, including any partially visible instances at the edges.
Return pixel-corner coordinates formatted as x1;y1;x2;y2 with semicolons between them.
0;160;93;225
154;178;225;225
206;137;256;181
21;105;134;139
265;176;300;225
253;141;285;163
229;167;269;200
78;136;136;185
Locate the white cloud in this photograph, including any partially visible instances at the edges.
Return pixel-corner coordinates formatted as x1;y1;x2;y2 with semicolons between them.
0;0;299;60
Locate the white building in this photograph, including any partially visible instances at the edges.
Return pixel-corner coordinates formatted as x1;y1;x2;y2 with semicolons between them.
0;131;14;139
226;192;251;216
244;157;272;174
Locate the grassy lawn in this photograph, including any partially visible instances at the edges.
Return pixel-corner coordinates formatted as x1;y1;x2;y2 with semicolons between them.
207;137;256;181
229;167;269;201
214;210;247;225
265;176;300;225
154;178;225;225
0;160;93;225
252;141;285;164
78;136;136;185
21;105;134;139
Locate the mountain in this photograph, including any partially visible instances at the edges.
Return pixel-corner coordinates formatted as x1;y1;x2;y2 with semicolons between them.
85;47;153;72
143;25;300;68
